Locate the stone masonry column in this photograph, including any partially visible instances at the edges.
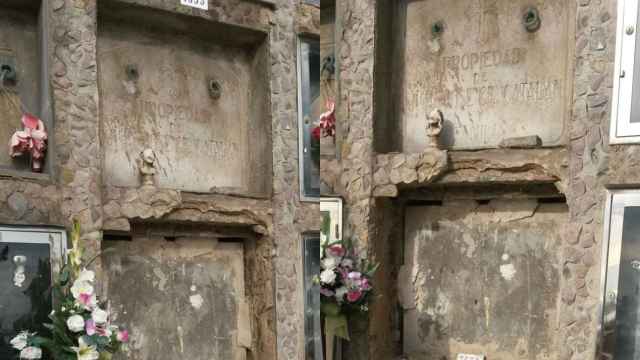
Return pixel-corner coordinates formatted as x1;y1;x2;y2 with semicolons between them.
272;0;310;358
335;0;380;358
49;0;103;268
560;0;615;358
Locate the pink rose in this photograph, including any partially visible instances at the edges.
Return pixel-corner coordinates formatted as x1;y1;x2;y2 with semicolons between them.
327;245;346;258
347;290;362;303
117;330;129;342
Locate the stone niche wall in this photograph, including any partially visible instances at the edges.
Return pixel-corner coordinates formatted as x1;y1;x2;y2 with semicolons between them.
97;2;272;196
0;0;49;173
375;0;575;152
400;198;567;359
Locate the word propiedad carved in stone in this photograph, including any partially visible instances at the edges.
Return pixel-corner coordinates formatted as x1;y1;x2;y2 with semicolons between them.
426;109;444;150
139;148;157;187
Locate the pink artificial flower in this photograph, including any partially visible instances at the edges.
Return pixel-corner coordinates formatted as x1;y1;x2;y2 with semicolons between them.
117;330;129;342
347;290;362;303
9;130;30;157
319;101;336;137
85;319;96;336
21;113;39;129
8;113;47;172
347;272;362;280
326;245;345;258
77;293;95;309
336;267;349;281
320;287;335;297
360;278;372;291
311;126;321;141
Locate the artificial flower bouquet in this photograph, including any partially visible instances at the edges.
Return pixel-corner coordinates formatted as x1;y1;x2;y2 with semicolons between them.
10;221;128;360
311;100;337;163
318;226;378;340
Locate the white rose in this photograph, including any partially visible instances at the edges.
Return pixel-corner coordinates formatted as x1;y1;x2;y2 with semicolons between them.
66;314;85;332
76;269;95;283
10;331;29;350
320;269;337;285
19;346;42;359
92;307;108;325
321;257;339;270
70;280;94;300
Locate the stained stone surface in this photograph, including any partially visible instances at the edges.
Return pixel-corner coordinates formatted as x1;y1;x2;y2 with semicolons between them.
401;200;566;359
401;0;574;151
104;236;246;360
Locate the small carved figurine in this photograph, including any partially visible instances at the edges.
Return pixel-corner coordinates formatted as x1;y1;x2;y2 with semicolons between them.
139;148;157;186
425;109;444;149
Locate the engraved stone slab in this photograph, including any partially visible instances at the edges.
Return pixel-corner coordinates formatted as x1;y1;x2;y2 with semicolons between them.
401;0;573;151
98;23;254;192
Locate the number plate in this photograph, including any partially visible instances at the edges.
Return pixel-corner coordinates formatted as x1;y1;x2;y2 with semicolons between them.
457;355;485;360
180;0;208;10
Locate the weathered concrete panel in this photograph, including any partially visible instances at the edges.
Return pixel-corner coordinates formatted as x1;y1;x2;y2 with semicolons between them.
401;200;566;359
401;0;573;151
104;236;246;360
98;19;266;193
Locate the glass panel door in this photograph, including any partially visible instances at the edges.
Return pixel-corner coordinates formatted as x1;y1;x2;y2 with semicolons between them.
297;37;321;200
0;227;66;360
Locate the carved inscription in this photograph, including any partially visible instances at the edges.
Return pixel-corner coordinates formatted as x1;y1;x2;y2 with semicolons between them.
401;0;572;150
132;99;240;161
99;24;252;192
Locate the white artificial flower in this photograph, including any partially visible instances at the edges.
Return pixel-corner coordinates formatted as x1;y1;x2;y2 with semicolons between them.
66;314;85;333
70;280;94;300
335;286;348;302
321;256;339;270
320;269;337;285
91;307;108;325
10;331;29;350
19;346;42;359
76;269;95;283
71;337;99;360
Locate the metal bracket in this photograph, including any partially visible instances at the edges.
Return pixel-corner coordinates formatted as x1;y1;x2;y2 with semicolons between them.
208;79;222;100
0;54;17;84
523;7;541;33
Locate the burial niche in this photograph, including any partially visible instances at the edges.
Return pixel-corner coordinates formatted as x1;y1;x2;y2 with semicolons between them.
98;4;271;195
398;0;573;151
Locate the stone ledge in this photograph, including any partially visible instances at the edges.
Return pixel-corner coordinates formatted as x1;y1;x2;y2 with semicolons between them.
442;148;568;185
0;168;52;184
103;186;272;233
372;148;568;198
